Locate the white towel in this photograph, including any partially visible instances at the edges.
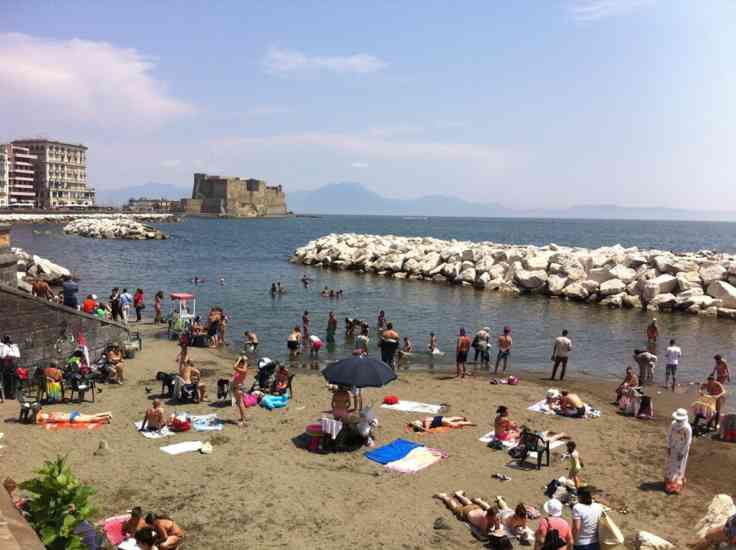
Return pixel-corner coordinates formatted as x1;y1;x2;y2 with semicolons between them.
320;417;343;440
160;441;203;455
381;401;443;414
134;421;172;439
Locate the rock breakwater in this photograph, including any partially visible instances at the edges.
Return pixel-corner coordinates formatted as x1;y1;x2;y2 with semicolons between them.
12;247;70;293
63;216;168;240
0;212;178;225
292;233;736;320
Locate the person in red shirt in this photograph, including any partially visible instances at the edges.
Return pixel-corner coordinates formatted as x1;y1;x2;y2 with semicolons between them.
646;319;658;352
534;499;572;550
456;328;471;379
133;289;145;322
82;294;98;315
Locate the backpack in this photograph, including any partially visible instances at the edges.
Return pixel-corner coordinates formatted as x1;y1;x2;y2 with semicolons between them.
541;518;566;550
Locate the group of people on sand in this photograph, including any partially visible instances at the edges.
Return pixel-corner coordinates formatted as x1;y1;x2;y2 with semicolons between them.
122;506;184;549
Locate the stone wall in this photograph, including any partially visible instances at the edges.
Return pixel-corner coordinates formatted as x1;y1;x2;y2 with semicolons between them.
0;284;129;368
190;173;289;217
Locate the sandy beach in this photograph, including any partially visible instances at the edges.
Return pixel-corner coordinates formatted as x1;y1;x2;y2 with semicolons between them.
1;327;733;549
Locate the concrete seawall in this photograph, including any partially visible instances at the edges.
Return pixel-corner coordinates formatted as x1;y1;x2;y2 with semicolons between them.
292;233;736;320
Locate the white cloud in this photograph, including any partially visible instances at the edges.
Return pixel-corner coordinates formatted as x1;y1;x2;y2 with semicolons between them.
351;162;369;168
263;47;387;76
215;132;507;167
366;124;424;138
569;0;655;21
161;159;181;168
0;33;194;132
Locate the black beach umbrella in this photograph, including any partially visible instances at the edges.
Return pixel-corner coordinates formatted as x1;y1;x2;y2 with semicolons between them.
322;356;397;388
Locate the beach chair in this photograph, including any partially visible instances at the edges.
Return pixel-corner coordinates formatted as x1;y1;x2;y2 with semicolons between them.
512;429;550;470
17;387;41;424
67;374;96;403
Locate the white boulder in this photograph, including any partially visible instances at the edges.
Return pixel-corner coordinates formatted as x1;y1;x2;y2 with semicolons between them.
642;274;677;303
547;274;568;295
599;279;626;296
563;282;589;300
515;269;548;290
706;280;736;308
699;264;726;286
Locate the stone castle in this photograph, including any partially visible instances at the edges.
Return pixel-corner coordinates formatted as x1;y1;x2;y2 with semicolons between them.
181;173;289;217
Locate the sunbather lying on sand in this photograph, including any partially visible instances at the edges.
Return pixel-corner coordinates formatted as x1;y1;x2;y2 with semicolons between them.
37;410;112;424
410;416;474;431
434;491;506;541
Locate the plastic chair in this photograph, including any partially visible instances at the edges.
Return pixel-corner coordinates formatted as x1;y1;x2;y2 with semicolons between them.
515;429;550;470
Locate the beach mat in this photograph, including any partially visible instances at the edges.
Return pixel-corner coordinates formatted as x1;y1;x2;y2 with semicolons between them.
133;421;172;439
365;438;422;465
384;446;446;473
191;414;224;432
381;401;444;414
406;421;475;434
160;441;203;456
41;421;106;431
102;514;129;546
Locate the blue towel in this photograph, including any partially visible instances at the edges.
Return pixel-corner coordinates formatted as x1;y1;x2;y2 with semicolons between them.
260;393;289;410
365;438;423;465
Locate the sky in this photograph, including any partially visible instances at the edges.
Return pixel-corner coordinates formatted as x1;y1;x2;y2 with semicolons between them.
1;0;735;209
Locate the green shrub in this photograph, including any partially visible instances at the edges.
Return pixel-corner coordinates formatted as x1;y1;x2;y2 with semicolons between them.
20;456;95;550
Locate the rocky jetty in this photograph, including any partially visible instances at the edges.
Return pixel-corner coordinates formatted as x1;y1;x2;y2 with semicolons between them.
63;216;168;240
0;212;178;225
12;247;70;293
292;233;736;320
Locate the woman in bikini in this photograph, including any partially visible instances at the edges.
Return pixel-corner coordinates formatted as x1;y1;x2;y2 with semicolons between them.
494;405;520;441
331;386;353;420
232;355;248;427
434;491;505;539
146;513;184;550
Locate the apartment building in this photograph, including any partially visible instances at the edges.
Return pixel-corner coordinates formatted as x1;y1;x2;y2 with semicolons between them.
12;139;95;208
0;144;38;208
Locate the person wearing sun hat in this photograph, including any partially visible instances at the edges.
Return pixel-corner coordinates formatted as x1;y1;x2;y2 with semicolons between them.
534;498;573;549
664;408;693;494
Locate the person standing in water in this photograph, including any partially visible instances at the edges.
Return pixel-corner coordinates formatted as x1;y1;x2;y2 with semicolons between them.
495;326;512;374
550;329;572;381
456;328;471;379
665;338;682;391
377;310;386;331
302;311;310;344
647;318;659;352
326;312;338;345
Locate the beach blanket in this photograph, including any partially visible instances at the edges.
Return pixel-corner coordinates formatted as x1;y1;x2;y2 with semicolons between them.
160;441;203;456
191;414;224;432
133;421;172;439
365;438;422;465
260;393;289;410
381;400;443;414
42;420;106;431
102;514;129;546
406;420;475;434
384;446;446;473
528;400;601;418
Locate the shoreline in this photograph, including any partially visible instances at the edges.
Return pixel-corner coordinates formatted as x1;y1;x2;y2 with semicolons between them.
2;323;727;547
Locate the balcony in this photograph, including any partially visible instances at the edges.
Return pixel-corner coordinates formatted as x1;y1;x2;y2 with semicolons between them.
10;191;36;197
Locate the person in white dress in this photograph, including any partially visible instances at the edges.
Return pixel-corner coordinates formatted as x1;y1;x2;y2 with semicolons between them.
664;408;692;494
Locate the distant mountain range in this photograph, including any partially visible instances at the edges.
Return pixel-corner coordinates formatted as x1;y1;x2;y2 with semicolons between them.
289;182;736;222
96;183;189;206
96;181;735;222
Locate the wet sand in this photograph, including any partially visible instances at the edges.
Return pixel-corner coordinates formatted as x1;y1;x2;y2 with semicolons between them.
1;328;733;548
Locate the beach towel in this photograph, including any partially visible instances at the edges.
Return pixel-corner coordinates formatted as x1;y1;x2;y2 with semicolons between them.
159;441;203;455
133;421;172;439
102;514;129;546
365;438;422;465
406;420;475;434
527;400;601;418
191;414;224;432
381;400;443;414
42;420;106;431
384;446;446;473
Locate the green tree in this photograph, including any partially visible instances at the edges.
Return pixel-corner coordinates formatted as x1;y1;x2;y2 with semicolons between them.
20;456;95;550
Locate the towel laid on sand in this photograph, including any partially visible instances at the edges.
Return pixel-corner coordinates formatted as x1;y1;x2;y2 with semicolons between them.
528;400;601;418
160;441;203;455
384;447;447;473
381;401;443;414
406;420;475;434
42;421;106;431
191;414;224;432
102;514;130;546
134;421;172;439
365;438;422;465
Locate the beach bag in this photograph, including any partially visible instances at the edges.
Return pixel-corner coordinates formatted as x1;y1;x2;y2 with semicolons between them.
243;393;259;408
383;395;399;405
540;518;566;550
15;367;28;381
170;416;191;432
599;511;625;547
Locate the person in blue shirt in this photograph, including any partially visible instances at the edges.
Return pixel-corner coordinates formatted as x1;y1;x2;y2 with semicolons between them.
120;288;133;325
62;275;79;310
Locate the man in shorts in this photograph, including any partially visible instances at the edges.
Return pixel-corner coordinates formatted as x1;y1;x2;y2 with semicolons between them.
665;338;682;391
456;328;471;378
551;329;572;381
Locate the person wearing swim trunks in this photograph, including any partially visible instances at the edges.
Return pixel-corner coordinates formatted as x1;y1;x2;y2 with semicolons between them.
665;339;682;391
142;399;165;431
411;416;473;431
551;330;572;381
287;326;302;359
456;328;471;378
559;391;586;418
495;326;513;374
179;358;206;401
146;513;184;549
